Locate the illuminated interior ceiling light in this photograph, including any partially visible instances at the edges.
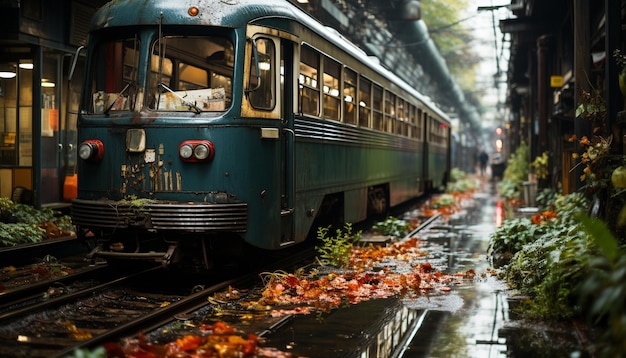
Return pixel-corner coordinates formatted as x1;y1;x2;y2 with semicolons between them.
41;79;55;87
0;63;16;78
297;0;309;3
258;61;271;71
19;62;33;70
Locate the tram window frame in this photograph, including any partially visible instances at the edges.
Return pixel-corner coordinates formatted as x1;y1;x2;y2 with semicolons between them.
322;56;341;121
358;76;371;128
396;97;406;136
88;36;140;114
298;45;320;116
372;84;383;131
415;108;425;140
248;37;276;110
343;67;357;125
384;91;396;134
149;35;234;112
408;104;418;139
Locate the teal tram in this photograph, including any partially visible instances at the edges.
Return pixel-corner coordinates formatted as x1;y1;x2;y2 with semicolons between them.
70;0;451;269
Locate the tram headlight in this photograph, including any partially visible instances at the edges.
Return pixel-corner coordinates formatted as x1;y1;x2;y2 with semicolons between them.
179;144;194;159
193;143;210;160
78;139;104;162
178;140;215;162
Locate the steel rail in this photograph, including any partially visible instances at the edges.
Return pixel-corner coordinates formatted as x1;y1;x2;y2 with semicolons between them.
53;246;316;357
0;266;161;324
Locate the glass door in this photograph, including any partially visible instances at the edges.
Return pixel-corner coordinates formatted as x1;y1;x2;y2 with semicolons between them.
40;52;61;204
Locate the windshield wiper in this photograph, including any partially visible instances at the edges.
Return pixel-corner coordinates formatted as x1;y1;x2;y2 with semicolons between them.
103;81;135;115
159;83;202;114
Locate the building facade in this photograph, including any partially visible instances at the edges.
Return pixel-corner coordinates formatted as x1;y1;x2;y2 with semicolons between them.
0;0;109;207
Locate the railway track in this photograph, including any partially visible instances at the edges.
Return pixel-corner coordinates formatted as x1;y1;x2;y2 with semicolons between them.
0;195;459;358
0;236;316;358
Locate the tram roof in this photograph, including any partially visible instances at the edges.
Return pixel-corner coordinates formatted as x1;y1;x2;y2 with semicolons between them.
92;0;449;122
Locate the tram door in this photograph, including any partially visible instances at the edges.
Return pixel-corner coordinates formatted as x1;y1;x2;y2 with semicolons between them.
40;53;63;205
280;39;295;245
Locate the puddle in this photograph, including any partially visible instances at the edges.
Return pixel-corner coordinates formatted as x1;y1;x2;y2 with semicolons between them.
261;297;426;357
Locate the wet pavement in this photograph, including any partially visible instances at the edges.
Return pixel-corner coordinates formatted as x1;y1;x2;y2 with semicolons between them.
258;177;513;357
401;181;510;357
137;175;588;357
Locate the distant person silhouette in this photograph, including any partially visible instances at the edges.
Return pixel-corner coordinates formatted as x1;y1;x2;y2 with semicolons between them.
479;150;489;176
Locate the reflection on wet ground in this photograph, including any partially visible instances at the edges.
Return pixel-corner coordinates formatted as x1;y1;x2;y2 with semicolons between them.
400;181;509;358
260;179;512;357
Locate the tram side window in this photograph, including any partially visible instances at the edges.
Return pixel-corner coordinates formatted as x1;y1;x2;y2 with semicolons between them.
322;56;340;120
372;84;384;131
299;45;320;116
343;68;357;125
429;117;447;145
358;76;371;128
150;36;234;112
88;37;140;113
248;38;275;110
436;119;444;145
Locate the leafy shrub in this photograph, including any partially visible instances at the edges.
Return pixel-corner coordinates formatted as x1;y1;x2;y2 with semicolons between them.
0;199;74;247
498;141;529;200
315;223;361;268
371;217;409;238
578;215;626;357
488;217;549;268
450;167;467;181
489;192;590;268
504;222;595;319
488;192;595;319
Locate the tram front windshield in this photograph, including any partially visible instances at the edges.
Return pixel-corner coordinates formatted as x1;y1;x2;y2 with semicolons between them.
86;32;234;114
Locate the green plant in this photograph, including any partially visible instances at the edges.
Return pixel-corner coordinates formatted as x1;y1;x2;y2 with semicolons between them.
431;193;456;208
446;168;477;193
506;222;594;320
315;223;361;268
489;192;594;320
449;167;467;182
0;199;74;247
535;186;558;209
371;217;409;238
0;222;46;246
489;192;589;265
498;141;529;200
578;214;626;357
530;151;549;180
488;217;549;268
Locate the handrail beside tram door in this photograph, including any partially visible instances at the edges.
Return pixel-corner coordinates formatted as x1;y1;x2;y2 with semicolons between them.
281;128;295;217
279;39;295;245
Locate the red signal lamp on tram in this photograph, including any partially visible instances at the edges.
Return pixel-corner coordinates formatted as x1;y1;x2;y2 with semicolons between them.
178;140;215;162
78;139;104;162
